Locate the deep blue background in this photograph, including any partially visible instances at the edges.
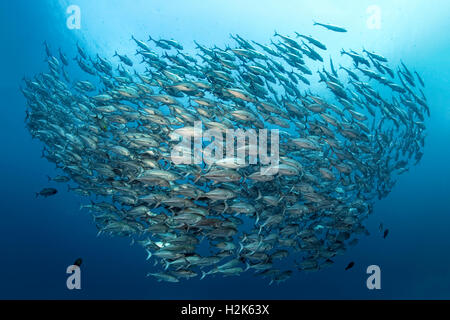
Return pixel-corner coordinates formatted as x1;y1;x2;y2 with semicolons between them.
0;0;449;299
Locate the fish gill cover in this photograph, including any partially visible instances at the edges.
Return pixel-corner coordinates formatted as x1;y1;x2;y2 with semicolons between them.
21;27;429;284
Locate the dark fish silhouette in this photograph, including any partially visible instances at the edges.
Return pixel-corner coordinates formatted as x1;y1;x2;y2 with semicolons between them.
383;229;389;239
74;258;83;267
35;188;57;198
345;262;355;270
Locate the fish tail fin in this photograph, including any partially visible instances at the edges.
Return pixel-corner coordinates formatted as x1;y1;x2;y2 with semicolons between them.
146;249;152;260
238;242;244;254
340;49;345;55
289;185;295;193
46;175;52;182
200;271;208;280
255;189;262;201
273;30;279;37
114;51;118;57
244;262;251;272
163;260;171;270
193;174;202;184
255;211;260;225
148;35;153;42
222;201;228;214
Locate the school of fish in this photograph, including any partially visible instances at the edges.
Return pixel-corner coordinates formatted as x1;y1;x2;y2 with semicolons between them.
22;24;429;285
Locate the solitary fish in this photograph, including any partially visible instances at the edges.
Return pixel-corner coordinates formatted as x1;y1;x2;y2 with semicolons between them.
35;188;58;198
345;261;355;270
313;21;347;33
74;258;83;267
383;229;389;239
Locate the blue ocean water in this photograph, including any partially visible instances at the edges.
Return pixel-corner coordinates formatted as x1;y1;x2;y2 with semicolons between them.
0;0;449;299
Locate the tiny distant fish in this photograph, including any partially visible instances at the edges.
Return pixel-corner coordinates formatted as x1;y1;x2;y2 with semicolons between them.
383;229;389;239
345;262;355;270
47;175;70;183
313;21;347;33
43;41;51;57
379;223;384;232
74;258;83;267
35;188;58;198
